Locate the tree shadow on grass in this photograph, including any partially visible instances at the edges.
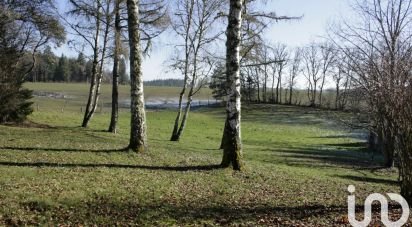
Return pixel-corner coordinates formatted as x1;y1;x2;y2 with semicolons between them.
0;146;128;153
17;198;407;226
325;142;369;149
263;145;381;169
335;175;399;186
0;161;223;172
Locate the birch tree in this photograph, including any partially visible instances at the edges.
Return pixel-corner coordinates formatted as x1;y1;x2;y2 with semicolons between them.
126;0;147;152
220;0;243;170
108;0;167;133
66;0;113;128
170;0;223;141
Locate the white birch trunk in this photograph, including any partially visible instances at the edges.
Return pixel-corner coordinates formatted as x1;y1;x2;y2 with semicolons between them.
127;0;147;152
221;0;243;170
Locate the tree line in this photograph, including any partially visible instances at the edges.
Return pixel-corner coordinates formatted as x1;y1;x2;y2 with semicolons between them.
209;43;355;110
26;47;129;84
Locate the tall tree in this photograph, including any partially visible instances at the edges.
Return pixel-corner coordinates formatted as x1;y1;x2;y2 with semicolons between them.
90;0;113;126
126;0;147;152
302;44;321;107
332;53;352;110
108;0;122;133
170;0;223;141
318;42;335;106
54;54;70;82
66;0;113;127
287;48;302;104
221;0;243;170
0;0;64;123
332;0;412;201
272;43;288;104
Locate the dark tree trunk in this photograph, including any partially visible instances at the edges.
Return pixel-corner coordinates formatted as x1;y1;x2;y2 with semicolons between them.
335;79;340;110
127;0;147;152
377;125;395;168
382;133;395;168
220;119;228;149
319;75;326;106
271;72;275;103
108;0;121;133
276;77;280;104
263;65;267;103
279;77;282;104
399;132;412;204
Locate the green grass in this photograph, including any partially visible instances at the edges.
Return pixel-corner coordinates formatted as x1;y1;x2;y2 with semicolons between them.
25;82;213;98
0;84;406;226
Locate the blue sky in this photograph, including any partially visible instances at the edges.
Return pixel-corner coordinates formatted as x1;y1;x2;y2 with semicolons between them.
55;0;354;81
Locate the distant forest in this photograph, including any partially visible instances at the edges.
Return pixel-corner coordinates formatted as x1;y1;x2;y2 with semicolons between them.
144;79;184;87
28;49;184;87
27;46;129;84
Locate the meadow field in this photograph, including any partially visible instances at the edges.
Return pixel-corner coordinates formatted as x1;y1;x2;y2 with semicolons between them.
0;83;405;226
24;82;215;112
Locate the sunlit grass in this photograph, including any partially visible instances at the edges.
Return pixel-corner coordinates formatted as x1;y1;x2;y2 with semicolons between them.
0;85;403;225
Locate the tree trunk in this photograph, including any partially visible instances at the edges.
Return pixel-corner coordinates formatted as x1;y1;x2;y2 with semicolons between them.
271;76;275;103
399;132;412;204
319;74;326;106
256;71;260;103
289;85;293;105
279;75;282;104
108;0;121;133
171;23;191;141
171;76;195;141
82;2;111;128
263;65;267;103
335;80;340;110
220;119;228;149
284;88;288;104
82;12;100;128
221;0;243;171
90;2;111;119
171;88;186;141
127;0;147;152
174;95;192;141
248;75;252;102
368;130;376;151
382;131;395;168
377;125;395;168
276;76;280;104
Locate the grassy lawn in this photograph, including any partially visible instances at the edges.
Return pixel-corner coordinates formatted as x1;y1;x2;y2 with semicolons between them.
0;84;406;226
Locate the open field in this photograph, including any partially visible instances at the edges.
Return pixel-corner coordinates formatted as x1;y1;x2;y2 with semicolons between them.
24;82;216;112
25;82;214;100
0;83;407;226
